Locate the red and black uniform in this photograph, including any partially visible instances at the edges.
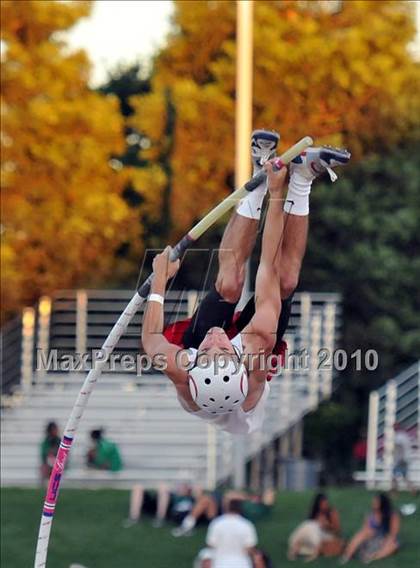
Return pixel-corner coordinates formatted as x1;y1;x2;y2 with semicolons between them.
164;286;289;378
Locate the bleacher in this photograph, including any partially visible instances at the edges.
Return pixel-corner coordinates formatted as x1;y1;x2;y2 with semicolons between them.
354;361;420;489
1;289;341;489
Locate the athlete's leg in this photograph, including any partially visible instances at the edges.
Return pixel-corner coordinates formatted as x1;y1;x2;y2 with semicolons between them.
216;213;259;302
182;283;240;348
183;131;280;348
280;146;350;297
280;214;308;299
216;130;280;302
234;146;351;342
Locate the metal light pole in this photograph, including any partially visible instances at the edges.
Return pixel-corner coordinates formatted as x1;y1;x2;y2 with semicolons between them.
235;0;253;187
233;0;253;490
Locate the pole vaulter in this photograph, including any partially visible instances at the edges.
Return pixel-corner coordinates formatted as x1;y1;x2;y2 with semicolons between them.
34;136;313;567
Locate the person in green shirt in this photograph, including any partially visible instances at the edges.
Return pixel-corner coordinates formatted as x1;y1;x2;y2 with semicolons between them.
86;428;123;472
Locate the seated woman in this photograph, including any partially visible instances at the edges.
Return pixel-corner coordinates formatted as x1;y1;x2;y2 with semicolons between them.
340;493;400;564
288;493;343;561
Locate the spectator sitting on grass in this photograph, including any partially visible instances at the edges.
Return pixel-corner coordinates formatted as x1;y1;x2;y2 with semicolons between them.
86;428;122;472
172;488;275;537
40;421;61;484
288;492;343;561
172;488;221;536
224;488;275;522
123;482;199;528
340;492;400;564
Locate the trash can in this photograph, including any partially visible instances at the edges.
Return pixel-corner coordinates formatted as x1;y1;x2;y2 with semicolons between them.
284;458;321;490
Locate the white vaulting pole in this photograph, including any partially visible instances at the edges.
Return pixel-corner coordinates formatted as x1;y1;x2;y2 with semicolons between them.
233;0;253;491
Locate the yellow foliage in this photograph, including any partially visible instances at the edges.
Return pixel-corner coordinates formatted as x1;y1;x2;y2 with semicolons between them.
1;1;138;318
130;164;167;223
130;0;420;241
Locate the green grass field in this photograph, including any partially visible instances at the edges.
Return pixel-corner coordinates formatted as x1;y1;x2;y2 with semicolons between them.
1;487;418;567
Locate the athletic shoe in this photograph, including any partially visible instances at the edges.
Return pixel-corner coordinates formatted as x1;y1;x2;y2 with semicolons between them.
171;525;195;537
290;146;351;182
152;518;165;528
251;129;280;171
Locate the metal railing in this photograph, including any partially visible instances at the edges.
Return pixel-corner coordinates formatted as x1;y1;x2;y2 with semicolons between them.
1;309;36;395
1;289;341;390
1;288;341;489
366;361;420;489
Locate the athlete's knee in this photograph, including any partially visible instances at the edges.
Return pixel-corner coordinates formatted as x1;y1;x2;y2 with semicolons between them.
281;272;299;299
215;271;244;303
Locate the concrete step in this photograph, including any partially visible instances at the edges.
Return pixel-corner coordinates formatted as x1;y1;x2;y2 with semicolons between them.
13;394;176;408
1;453;207;469
2;404;187;419
0;416;207;432
1;438;215;453
1;430;208;446
1;468;205;488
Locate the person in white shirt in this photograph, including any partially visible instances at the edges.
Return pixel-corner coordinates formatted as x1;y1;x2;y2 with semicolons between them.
205;499;258;568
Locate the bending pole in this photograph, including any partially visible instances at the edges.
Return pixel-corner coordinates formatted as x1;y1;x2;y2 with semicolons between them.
34;136;312;567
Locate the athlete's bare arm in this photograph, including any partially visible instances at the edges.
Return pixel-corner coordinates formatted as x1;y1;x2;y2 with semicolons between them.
141;248;190;389
241;162;286;408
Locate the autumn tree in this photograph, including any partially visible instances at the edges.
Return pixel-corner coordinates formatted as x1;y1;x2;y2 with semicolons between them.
1;0;137;318
129;0;420;239
99;65;176;250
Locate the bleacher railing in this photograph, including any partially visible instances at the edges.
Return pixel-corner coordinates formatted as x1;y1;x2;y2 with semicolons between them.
2;289;341;386
366;361;420;489
2;289;341;488
1;309;34;395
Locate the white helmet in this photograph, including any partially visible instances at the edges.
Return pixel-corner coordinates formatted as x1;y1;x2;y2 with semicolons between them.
188;359;248;415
